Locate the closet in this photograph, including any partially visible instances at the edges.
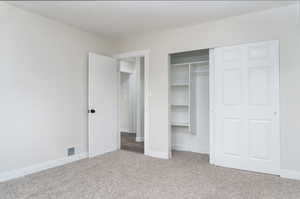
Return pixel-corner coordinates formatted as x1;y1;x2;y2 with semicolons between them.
168;41;279;174
169;49;210;154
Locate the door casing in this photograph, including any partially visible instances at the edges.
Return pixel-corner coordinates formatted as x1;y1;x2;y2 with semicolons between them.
114;50;151;156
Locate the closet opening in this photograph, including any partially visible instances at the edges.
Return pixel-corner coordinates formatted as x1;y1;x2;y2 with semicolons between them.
169;49;211;158
119;56;145;154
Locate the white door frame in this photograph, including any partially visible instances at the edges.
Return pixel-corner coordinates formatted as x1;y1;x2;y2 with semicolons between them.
209;48;216;165
113;49;150;156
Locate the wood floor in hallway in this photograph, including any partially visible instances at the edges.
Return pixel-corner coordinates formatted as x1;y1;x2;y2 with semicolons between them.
120;132;144;154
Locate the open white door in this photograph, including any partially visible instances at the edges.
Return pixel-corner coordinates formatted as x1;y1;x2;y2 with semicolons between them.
213;40;280;174
88;53;118;158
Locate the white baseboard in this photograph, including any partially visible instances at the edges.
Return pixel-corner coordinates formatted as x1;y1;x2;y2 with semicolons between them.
0;153;88;182
88;148;118;158
135;136;144;142
172;144;209;154
280;169;300;181
147;150;169;159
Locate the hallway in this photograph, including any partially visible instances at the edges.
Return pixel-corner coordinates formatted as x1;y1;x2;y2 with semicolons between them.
121;132;144;154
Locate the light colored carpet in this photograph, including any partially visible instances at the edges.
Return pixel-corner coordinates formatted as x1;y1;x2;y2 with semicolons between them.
1;150;300;199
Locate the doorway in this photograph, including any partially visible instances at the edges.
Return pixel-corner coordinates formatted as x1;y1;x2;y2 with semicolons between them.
119;57;145;154
88;50;150;158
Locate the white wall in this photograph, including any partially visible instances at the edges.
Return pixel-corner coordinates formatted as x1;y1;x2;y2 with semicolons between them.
0;2;115;175
119;59;137;133
115;4;300;173
120;72;131;132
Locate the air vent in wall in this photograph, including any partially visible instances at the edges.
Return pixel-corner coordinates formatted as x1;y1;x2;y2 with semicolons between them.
67;147;75;156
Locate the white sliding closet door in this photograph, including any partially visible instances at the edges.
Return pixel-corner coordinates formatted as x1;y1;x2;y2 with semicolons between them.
214;40;279;174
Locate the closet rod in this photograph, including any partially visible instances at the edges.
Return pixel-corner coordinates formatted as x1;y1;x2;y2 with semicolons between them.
171;60;209;66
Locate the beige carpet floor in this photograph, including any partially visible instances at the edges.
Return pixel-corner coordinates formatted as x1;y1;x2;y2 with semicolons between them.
1;150;300;199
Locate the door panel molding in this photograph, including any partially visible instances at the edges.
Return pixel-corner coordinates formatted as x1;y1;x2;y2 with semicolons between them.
212;40;280;175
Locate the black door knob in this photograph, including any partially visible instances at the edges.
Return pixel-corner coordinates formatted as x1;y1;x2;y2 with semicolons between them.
89;109;96;113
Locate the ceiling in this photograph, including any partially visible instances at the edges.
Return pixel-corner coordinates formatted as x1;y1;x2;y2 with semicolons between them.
9;1;295;39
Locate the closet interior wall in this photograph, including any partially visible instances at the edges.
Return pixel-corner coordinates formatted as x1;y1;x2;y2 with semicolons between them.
170;49;210;154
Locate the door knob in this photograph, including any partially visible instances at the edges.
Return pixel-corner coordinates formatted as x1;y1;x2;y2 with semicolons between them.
89;109;96;113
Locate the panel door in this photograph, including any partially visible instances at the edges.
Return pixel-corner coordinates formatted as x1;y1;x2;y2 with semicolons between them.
214;41;279;174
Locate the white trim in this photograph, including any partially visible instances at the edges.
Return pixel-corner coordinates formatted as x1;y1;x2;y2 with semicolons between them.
273;40;281;174
281;169;300;181
209;48;215;165
114;49;150;156
168;55;172;159
147;150;169;159
117;61;121;150
0;153;88;182
135;136;144;142
172;145;209;154
113;49;150;59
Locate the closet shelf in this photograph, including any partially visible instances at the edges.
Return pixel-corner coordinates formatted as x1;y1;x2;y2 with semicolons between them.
171;63;189;67
170;49;209;138
190;60;209;65
171;122;190;127
171;83;189;87
171;104;189;107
